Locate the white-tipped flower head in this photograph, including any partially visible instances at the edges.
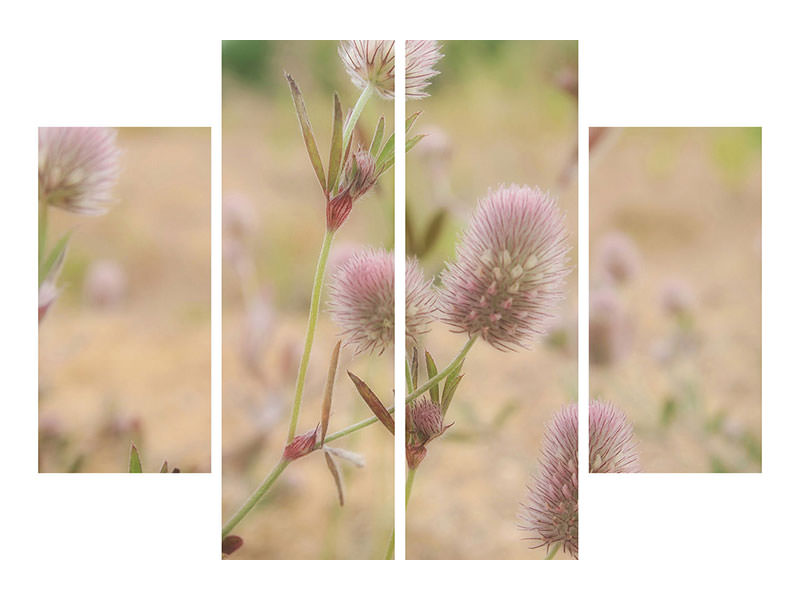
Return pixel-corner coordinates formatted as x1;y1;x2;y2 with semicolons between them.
328;248;394;355
589;286;632;365
405;257;437;347
341;149;377;200
338;40;395;100
589;400;641;473
520;404;579;559
597;231;640;284
39;127;121;215
405;40;443;99
439;185;571;351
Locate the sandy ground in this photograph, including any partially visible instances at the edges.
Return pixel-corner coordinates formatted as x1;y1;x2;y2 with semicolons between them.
405;41;578;560
221;41;395;559
589;127;761;473
38;127;211;473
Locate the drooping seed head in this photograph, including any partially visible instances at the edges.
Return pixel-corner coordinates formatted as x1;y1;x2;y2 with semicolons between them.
328;247;394;355
596;231;640;284
589;286;632;365
39;127;121;215
405;40;443;99
519;403;579;559
338;40;395;100
439;184;571;351
589;400;641;473
405;257;437;347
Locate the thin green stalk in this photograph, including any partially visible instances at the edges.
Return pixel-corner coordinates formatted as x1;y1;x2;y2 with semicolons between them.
545;542;561;560
405;358;413;393
406;336;477;404
286;229;335;444
384;529;395;560
222;459;290;538
342;84;373;153
405;467;417;508
319;405;394;445
38;200;48;268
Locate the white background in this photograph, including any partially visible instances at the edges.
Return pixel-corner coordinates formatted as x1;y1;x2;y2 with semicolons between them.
1;1;797;598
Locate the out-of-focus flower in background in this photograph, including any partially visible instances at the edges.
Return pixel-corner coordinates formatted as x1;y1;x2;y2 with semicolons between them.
439;184;571;351
596;231;640;285
328;247;394;355
84;259;128;309
659;277;696;318
589;286;633;365
39;127;121;216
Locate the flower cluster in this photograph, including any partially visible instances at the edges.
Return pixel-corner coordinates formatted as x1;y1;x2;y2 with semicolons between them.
439;184;571;351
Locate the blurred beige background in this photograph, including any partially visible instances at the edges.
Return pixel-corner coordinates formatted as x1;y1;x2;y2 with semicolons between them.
406;40;578;560
38;127;211;473
221;41;394;559
589;127;761;473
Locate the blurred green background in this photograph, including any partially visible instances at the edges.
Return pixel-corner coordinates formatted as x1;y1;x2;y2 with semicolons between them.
405;40;578;560
221;41;394;559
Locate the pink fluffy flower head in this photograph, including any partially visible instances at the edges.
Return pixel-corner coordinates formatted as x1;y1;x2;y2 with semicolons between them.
405;257;437;347
520;404;579;558
39;127;121;215
439;185;570;351
589;400;641;473
338;40;396;100
589;286;632;365
328;248;394;355
405;40;443;99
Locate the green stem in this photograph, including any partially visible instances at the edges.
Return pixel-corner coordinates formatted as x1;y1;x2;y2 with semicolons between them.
221;459;290;539
342;84;373;152
286;229;335;444
384;529;395;560
318;405;395;445
405;358;413;393
405;336;477;404
545;542;561;560
38;200;48;269
405;467;417;508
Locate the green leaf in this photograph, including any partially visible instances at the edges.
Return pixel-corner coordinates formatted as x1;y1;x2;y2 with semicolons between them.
410;347;419;390
441;366;465;417
376;132;394;171
159;460;169;473
285;73;327;195
369;117;385;156
425;351;439;405
128;443;143;473
327;93;344;194
420;209;447;255
39;231;70;287
406;111;422;132
406;134;425;153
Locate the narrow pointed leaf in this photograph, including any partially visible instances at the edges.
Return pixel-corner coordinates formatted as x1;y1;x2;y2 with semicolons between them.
128;443;142;473
324;446;366;468
324;449;345;506
39;231;70;287
285;73;327;194
441;367;465;417
425;351;439;405
320;341;341;441
406;111;422;132
406;134;425;153
376;132;394;169
347;371;394;435
411;348;419;390
421;209;447;255
159;460;169;473
326;93;344;194
369;116;385;156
